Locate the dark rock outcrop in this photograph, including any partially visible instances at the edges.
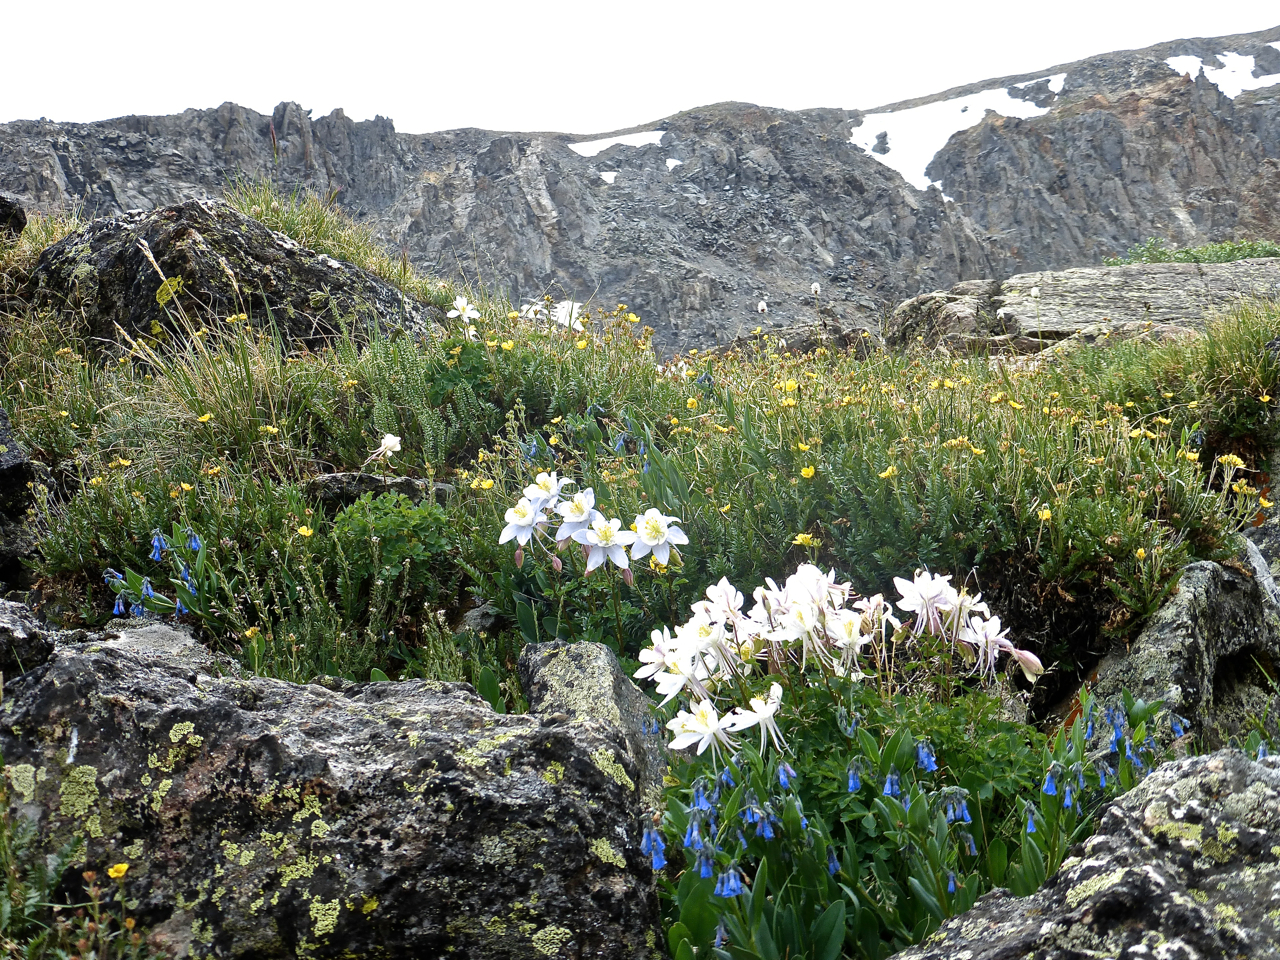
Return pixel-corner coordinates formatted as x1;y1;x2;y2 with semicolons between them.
0;193;25;240
303;471;452;512
885;258;1280;352
0;618;660;959
0;599;51;676
29;198;436;350
1091;539;1280;746
4;25;1277;353
895;749;1280;959
0;408;36;591
519;641;667;810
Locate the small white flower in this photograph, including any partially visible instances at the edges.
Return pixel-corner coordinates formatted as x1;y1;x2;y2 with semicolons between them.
894;569;959;637
757;300;768;314
523;471;573;511
362;433;401;466
811;282;821;296
630;508;689;565
498;497;546;547
447;295;480;324
1029;286;1041;299
574;517;637;572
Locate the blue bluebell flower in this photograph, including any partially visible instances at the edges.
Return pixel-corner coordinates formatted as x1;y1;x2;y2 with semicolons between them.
1097;763;1109;788
103;568;123;584
959;799;972;823
778;761;797;790
882;766;901;798
113;593;126;616
140;577;155;600
837;707;858;737
1171;714;1187;738
693;782;713;812
149;529;165;562
684;819;704;850
961;832;977;857
698;851;715;879
1085;716;1094;739
947;872;957;894
714;921;727;948
130;601;145;618
1026;806;1037;835
175;597;189;616
1063;784;1073;810
916;741;938;773
846;761;862;793
185;527;202;552
1042;770;1057;796
651;842;667;870
719;766;736;789
181;562;192;584
756;816;775;841
827;847;839;876
1260;742;1271;760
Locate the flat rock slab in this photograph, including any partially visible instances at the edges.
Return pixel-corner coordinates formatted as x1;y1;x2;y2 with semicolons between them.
1;630;659;959
894;750;1280;959
887;258;1280;351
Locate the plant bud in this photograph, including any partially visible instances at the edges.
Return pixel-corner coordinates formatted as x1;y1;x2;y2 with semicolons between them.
622;568;635;587
552;555;563;572
514;547;524;568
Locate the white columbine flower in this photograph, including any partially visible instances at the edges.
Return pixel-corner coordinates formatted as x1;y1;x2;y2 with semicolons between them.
498;497;546;546
523;471;573;510
519;301;548;322
667;700;737;758
723;682;786;754
634;626;675;681
552;300;585;332
894;569;959;637
691;576;744;625
554;488;603;541
447;295;480;324
630;508;689;565
575;517;637;572
363;433;401;465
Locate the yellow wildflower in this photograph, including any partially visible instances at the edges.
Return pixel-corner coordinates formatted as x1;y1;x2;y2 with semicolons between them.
1261;497;1274;509
797;442;810;452
548;434;560;446
343;379;359;389
297;525;314;537
198;413;213;423
878;465;898;479
1008;401;1024;410
575;340;588;350
791;532;821;548
507;311;519;320
1038;508;1052;522
244;626;261;640
181;483;194;491
107;863;129;880
501;340;515;351
801;466;816;479
259;425;279;435
88;476;105;487
687;397;698;410
1135;548;1147;561
1217;454;1245;469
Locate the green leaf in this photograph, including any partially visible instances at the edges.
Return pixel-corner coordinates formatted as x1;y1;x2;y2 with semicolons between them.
987;837;1008;887
370;667;391;682
515;601;539;645
475;666;506;714
811;901;846;960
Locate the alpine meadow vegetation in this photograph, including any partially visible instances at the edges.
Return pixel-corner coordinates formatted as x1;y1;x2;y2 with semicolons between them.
2;181;1278;957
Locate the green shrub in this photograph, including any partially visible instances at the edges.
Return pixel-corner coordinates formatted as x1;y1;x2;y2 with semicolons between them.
1104;235;1280;265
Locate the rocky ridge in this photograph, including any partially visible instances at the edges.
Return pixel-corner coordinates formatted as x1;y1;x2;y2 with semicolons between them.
0;26;1277;353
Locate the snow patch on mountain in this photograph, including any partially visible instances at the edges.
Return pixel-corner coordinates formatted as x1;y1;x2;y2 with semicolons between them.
569;130;666;157
1165;49;1280;99
850;88;1054;191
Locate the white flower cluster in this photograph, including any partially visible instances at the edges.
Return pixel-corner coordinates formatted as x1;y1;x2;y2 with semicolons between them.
519;299;585;333
498;471;688;572
638;566;1044;761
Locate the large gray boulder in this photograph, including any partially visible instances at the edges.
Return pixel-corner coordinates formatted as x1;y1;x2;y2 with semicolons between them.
1;619;660;959
1091;539;1280;746
0;599;51;676
894;749;1280;959
29;198;437;351
519;641;667;811
0;192;25;240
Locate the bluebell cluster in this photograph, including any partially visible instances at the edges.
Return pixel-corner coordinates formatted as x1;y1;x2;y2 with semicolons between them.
640;824;666;870
915;741;938;773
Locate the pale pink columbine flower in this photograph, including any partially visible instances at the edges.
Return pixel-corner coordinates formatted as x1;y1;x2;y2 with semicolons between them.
630;508;689;565
944;589;991;639
667;700;737;759
1008;646;1045;682
634;627;675;681
959;613;1008;679
894;569;959;637
362;433;401;466
723;682;787;754
852;594;901;643
692;577;744;625
498;497;547;547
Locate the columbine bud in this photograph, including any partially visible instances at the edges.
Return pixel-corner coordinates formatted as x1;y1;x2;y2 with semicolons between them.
552;555;563;572
622;568;635;587
514;547;524;568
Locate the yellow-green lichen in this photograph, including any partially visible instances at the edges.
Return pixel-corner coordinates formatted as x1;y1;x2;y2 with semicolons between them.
486;916;508;936
590;748;634;791
1066;867;1128;908
293;794;323;823
310;898;341;937
591;837;626;868
7;764;37;803
84;814;103;838
1191;889;1210;903
124;840;145;859
542;762;565;785
1202;823;1240;863
476;835;516;867
361;896;378;915
1153;821;1203;847
169;722;195;743
279;854;321;884
531;925;573;956
311;820;331;838
1215;903;1241;924
150;779;173;813
458;733;517;769
58;765;99;819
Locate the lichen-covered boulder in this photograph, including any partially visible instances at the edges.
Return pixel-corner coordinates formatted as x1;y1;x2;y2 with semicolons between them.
519;641;667;811
29;198;436;351
0;193;26;240
1091;540;1280;745
0;618;661;959
0;407;37;591
883;279;1007;352
893;749;1280;959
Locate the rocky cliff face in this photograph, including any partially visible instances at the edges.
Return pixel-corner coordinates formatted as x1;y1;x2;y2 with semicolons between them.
2;26;1278;353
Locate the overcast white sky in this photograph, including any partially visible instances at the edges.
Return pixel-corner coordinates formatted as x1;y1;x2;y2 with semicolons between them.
2;2;1276;135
